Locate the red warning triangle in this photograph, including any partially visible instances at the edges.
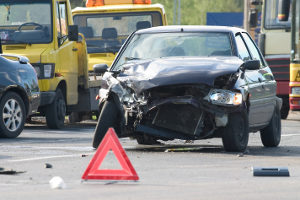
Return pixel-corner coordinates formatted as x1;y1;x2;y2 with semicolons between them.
82;128;139;181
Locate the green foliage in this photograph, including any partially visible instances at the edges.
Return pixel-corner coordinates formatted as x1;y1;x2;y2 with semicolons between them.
152;0;243;25
69;0;244;25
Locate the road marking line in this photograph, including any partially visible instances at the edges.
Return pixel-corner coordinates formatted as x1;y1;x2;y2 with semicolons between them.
7;146;133;162
9;153;94;162
282;134;300;137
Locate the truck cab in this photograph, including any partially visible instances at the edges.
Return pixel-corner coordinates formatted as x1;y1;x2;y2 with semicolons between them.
72;0;167;72
0;0;97;128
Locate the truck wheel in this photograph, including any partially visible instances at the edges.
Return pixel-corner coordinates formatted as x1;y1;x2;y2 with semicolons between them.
46;89;66;129
221;111;249;152
69;112;83;123
92;100;119;148
0;92;26;138
280;98;289;119
260;105;281;147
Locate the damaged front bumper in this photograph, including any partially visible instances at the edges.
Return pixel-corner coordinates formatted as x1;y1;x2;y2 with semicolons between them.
99;72;246;141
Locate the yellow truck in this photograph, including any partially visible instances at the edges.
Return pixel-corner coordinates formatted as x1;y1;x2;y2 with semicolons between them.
0;0;100;128
289;0;300;111
72;0;167;72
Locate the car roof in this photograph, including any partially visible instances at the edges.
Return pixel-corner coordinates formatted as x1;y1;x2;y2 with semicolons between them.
135;25;246;35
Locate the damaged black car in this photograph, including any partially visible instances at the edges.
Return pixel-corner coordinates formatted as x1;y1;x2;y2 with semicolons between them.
92;26;282;152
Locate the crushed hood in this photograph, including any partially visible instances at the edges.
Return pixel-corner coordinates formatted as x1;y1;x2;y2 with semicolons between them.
117;57;244;93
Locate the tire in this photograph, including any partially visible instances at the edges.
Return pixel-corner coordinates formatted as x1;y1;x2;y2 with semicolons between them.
45;89;66;129
260;105;281;147
92;100;119;148
136;133;160;145
221;111;249;152
280;98;289;119
0;92;26;138
69;112;83;123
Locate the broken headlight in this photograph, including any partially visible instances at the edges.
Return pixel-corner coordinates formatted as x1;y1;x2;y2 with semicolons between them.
209;89;242;106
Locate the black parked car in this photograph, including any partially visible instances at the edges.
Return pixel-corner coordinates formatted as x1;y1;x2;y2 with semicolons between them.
92;26;281;152
0;51;40;138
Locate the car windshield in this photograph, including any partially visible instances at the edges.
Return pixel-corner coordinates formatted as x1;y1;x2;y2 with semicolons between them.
113;32;233;71
0;0;52;44
264;0;291;29
73;12;162;54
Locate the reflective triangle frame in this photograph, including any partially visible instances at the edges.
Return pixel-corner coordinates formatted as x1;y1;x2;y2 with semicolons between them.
82;128;139;181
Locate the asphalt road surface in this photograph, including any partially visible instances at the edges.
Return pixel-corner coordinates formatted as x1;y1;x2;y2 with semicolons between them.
1;113;300;200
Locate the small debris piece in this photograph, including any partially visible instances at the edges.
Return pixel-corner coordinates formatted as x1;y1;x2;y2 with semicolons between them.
44;163;53;168
81;154;88;157
252;167;290;177
49;176;66;189
237;153;244;157
0;168;26;175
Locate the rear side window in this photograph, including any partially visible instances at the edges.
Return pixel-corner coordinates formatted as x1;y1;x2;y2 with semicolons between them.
235;34;251;61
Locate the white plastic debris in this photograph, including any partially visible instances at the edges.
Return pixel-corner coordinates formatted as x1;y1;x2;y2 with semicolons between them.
49;176;66;189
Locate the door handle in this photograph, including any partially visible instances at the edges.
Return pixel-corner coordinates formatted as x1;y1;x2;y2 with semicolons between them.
72;48;78;51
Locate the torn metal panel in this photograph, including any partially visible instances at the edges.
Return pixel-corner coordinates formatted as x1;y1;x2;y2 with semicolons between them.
117;57;244;94
98;57;246;141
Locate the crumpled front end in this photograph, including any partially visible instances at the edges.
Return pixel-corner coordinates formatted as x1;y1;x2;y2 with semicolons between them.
99;67;246;140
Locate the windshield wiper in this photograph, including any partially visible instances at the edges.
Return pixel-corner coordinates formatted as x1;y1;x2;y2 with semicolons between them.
125;57;140;61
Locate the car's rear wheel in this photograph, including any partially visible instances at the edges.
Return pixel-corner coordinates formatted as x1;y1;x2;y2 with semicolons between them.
69;112;83;123
92;100;119;148
260;105;281;147
221;111;249;152
0;92;26;138
46;89;66;129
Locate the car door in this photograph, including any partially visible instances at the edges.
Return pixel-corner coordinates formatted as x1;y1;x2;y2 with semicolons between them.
55;1;79;105
235;33;266;126
241;32;276;125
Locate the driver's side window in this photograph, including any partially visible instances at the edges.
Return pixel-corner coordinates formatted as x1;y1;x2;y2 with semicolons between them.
56;2;68;45
235;34;251;61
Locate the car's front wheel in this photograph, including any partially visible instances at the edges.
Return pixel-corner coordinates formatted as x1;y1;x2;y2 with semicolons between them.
260;105;281;147
136;133;160;145
92;100;120;148
221;111;249;152
0;92;26;138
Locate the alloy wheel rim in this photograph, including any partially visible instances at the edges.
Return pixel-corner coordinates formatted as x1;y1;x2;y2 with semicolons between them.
2;99;22;132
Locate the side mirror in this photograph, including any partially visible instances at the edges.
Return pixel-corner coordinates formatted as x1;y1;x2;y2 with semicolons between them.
68;25;78;41
93;64;108;74
243;60;260;71
249;8;258;28
278;0;290;21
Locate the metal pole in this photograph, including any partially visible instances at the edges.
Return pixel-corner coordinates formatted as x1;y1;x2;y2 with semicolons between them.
243;0;250;31
178;0;181;25
0;38;2;54
173;0;177;25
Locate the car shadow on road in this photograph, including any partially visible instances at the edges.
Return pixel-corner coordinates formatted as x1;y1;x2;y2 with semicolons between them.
25;123;96;130
128;144;300;157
